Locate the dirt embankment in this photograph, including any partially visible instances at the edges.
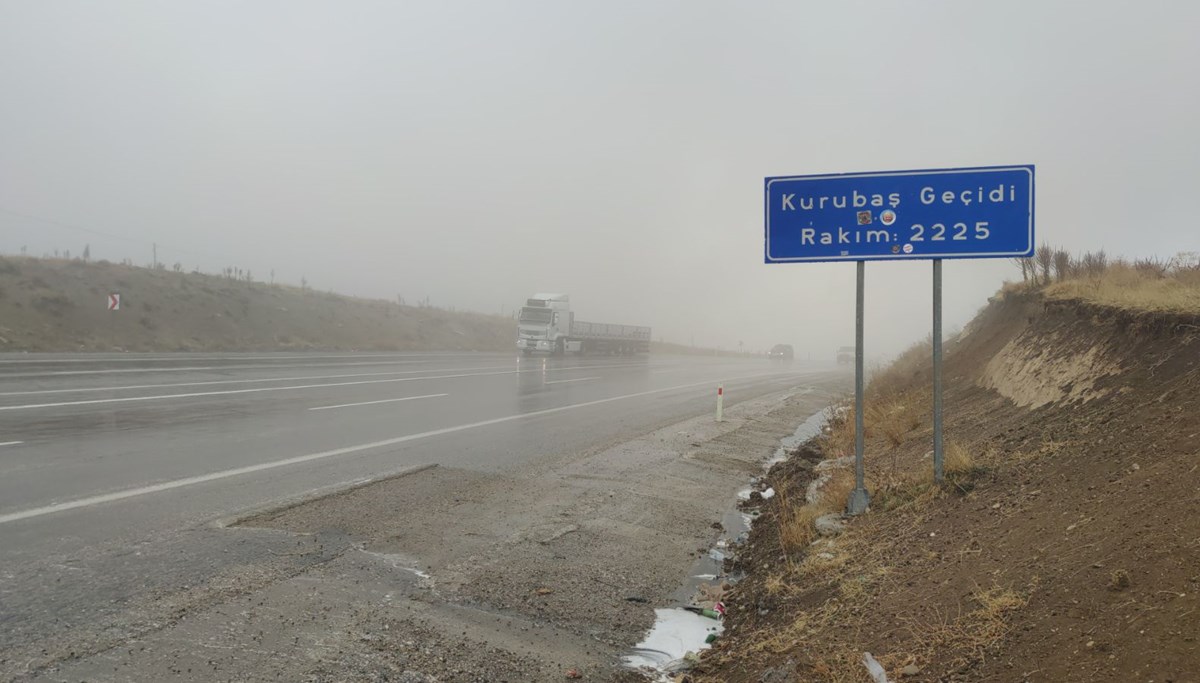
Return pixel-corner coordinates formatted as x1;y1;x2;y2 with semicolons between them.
697;291;1200;682
0;255;515;352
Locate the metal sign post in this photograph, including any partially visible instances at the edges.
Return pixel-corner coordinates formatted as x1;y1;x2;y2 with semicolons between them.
932;259;944;483
764;165;1034;514
846;260;870;514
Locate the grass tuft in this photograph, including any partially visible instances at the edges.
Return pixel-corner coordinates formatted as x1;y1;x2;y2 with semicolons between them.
1109;569;1132;591
777;494;823;555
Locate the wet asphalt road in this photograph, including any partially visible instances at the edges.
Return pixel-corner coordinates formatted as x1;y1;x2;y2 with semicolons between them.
0;351;839;661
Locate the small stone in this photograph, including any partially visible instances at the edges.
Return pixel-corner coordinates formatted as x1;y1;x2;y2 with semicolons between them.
814;514;846;537
900;664;922;676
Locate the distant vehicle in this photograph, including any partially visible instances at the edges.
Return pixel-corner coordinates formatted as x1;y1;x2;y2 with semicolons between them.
517;293;651;356
837;346;855;365
768;344;794;360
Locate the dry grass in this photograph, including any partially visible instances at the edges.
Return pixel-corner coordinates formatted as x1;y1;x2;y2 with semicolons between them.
873;472;939;512
777;488;824;555
974;585;1027;615
865;401;910;448
822;404;855;459
823;391;930;464
744;533;1031;681
895;583;1031;672
1009;248;1200;312
819;470;858;513
1044;261;1200;313
943;441;974;475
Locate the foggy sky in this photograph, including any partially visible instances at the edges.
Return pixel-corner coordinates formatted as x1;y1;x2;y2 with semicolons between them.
2;1;1197;358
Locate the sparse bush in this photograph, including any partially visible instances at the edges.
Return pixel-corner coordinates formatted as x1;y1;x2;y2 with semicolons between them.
1052;249;1072;281
1010;256;1034;283
1133;257;1168;278
1076;250;1108;278
1035;244;1054;284
1168;251;1200;271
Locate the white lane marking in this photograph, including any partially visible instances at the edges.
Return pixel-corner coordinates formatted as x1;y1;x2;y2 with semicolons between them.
0;365;516;397
543;376;600;384
0;441;22;447
0;359;434;378
0;362;657;410
309;393;448;411
0;361;655;397
0;370;806;525
0;363;654;412
0;371;515;411
0;353;473;365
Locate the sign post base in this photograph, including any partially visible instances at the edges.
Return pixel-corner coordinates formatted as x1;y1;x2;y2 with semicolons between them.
846;487;871;516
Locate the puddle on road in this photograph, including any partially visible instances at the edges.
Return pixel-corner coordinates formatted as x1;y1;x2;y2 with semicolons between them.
623;406;829;679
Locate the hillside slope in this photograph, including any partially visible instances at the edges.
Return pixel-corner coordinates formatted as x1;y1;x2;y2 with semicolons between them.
0;256;515;352
696;290;1200;682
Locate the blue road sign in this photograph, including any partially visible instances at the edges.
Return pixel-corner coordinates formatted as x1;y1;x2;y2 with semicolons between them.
765;165;1034;263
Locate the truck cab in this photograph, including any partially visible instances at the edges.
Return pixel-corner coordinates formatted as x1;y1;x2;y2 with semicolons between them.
517;293;574;355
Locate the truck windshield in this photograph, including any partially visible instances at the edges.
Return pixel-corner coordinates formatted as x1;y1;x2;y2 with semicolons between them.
519;307;553;324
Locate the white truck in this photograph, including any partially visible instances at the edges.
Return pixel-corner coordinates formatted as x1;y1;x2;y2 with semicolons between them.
516;293;651;356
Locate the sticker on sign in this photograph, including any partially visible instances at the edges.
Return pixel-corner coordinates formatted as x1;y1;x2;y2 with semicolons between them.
764;165;1034;263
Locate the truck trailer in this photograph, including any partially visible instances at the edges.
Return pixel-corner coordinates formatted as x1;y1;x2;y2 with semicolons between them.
517;293;651;356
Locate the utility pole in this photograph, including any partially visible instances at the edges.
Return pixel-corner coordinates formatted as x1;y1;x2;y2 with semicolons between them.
152;243;157;269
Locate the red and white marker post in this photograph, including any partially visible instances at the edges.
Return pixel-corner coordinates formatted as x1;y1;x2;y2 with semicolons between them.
716;384;724;422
